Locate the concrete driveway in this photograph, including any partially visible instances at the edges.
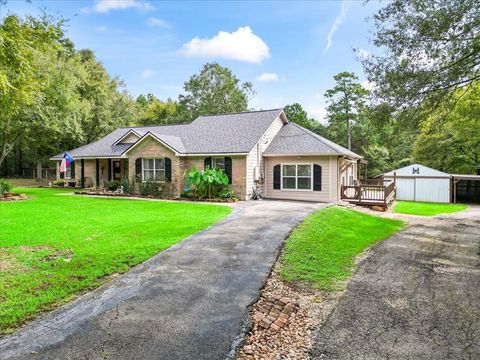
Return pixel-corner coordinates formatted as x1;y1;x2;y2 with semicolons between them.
0;200;325;360
311;206;480;360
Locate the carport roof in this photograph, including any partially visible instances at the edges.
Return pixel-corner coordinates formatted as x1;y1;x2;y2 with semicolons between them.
452;174;480;180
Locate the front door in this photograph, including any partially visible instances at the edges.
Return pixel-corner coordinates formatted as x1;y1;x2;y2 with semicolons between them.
113;160;121;181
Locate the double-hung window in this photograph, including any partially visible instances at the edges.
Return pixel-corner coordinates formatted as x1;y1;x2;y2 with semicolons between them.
281;164;312;190
66;164;72;179
212;157;225;171
142;158;165;182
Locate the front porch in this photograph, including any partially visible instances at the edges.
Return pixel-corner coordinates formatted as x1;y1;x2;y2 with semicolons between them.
57;158;129;188
340;179;396;207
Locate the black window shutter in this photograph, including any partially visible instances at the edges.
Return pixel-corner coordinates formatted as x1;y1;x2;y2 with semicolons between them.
204;157;212;170
224;157;232;184
71;161;75;179
273;165;281;189
60;168;64;179
107;159;112;181
165;157;172;182
313;164;322;191
135;158;142;179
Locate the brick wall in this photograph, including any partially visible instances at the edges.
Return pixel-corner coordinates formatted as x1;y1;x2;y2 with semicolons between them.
126;138;181;195
181;156;247;199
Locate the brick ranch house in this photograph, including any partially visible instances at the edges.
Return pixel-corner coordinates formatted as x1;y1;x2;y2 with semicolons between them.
51;109;362;202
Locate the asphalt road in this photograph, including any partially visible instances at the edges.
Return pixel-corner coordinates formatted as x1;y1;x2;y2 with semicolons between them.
311;207;480;360
0;200;324;360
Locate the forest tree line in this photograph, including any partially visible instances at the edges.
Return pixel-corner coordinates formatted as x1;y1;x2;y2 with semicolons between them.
1;0;479;179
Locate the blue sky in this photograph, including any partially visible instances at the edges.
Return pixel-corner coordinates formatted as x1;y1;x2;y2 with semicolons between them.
3;0;380;121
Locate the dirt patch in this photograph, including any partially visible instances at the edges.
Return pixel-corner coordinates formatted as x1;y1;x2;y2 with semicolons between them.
0;246;73;275
0;252;27;274
0;193;30;202
236;265;342;360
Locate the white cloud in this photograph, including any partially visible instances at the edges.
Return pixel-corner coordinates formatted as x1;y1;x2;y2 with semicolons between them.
256;73;279;82
140;69;154;80
324;0;351;54
355;48;372;60
180;26;270;63
83;0;154;14
308;106;327;122
146;17;171;29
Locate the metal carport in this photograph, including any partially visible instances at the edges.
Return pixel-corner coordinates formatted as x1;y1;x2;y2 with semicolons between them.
451;174;480;203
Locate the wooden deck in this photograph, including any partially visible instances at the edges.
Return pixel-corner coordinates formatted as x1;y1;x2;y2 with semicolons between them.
341;179;396;207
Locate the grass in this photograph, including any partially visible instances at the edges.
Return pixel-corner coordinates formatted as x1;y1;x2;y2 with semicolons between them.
0;188;231;334
279;207;405;291
393;201;467;216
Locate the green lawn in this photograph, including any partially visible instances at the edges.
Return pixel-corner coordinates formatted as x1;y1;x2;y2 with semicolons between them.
279;207;405;291
393;201;467;216
0;188;231;334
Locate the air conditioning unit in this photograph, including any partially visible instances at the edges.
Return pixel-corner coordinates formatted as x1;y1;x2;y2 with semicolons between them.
253;166;260;181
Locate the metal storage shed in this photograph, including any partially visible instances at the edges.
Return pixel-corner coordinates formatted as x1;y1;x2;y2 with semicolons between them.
384;164;451;203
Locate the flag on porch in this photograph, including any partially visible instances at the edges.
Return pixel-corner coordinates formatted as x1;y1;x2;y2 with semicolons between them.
59;152;74;173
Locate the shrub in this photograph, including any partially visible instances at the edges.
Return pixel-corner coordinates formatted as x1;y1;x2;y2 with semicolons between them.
217;187;236;199
106;180;121;191
0;179;12;195
121;177;133;194
185;167;232;199
53;180;65;187
138;176;171;197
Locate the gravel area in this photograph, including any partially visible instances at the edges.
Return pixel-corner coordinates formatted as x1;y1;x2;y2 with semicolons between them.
236;263;342;360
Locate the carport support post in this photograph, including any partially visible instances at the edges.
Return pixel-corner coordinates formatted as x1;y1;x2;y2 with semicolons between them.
80;159;85;188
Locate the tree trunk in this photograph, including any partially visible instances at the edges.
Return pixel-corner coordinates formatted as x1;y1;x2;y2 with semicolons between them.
36;160;43;182
347;118;352;150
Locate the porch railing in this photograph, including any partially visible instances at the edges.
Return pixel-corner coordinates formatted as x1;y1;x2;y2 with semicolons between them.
341;179;396;206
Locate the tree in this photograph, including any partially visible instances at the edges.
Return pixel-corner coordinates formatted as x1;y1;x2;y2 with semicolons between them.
135;95;182;126
75;49;135;145
283;103;325;135
413;83;480;174
179;62;255;120
0;14;69;168
363;0;480;108
324;72;369;150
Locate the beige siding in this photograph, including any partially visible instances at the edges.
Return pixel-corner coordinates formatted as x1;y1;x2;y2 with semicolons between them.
246;115;285;198
264;156;339;202
120;132;140;144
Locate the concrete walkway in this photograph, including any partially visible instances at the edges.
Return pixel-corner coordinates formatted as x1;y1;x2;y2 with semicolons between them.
0;200;325;360
311;206;480;359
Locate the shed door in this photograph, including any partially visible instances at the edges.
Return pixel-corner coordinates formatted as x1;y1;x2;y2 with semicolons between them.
415;178;450;203
396;178;415;201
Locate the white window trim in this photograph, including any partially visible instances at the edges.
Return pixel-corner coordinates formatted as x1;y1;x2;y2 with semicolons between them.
211;157;226;170
280;163;313;191
141;158;166;183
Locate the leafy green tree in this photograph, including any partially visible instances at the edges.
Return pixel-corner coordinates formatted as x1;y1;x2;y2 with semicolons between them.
75;49;135;145
363;0;480;108
283;103;325;135
324;72;369;150
413;83;480;174
0;15;56;167
135;95;182;125
179;62;255;120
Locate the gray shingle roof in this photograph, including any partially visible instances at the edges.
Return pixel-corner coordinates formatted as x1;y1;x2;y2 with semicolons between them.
51;109;284;159
263;122;362;158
